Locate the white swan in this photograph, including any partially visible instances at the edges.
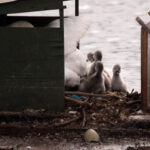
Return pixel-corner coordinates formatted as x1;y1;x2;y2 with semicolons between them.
65;49;87;77
65;67;80;89
49;16;90;89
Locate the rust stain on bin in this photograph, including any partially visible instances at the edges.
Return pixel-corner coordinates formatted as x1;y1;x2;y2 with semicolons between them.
141;27;148;112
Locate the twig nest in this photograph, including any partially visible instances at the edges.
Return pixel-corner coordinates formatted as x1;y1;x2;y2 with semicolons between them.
84;129;100;142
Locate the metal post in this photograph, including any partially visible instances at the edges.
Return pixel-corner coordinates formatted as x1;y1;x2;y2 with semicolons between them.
75;0;80;49
141;27;148;112
75;0;79;16
59;7;64;29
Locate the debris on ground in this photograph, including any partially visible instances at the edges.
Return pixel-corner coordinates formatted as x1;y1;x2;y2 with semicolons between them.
126;146;150;150
0;91;143;141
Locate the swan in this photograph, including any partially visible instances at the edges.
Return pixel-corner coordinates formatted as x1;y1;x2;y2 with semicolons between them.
111;64;127;92
65;67;80;90
48;16;90;89
65;49;87;77
48;16;90;55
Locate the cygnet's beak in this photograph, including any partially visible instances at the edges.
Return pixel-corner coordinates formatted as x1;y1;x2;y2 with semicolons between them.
115;71;120;75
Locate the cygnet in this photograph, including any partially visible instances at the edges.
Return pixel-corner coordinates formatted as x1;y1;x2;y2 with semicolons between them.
86;52;95;75
93;50;102;61
86;52;94;62
88;50;102;76
79;61;105;93
88;50;111;91
111;64;127;92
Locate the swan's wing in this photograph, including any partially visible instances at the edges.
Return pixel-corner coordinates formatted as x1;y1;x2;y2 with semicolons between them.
65;49;87;76
65;67;80;87
48;16;91;55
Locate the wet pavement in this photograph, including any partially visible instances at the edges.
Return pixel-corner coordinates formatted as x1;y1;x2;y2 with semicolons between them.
0;136;150;150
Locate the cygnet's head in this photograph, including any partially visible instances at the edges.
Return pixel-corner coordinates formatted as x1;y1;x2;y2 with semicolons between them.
113;64;121;76
86;52;94;62
95;61;104;74
93;50;102;61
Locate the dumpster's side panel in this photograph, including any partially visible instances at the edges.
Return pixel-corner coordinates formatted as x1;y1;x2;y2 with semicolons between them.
0;28;64;111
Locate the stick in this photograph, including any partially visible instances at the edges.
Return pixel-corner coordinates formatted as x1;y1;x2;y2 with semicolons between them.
82;108;86;127
126;100;141;105
54;116;81;127
65;91;122;99
0;146;13;150
64;96;91;106
136;16;150;33
0;111;72;122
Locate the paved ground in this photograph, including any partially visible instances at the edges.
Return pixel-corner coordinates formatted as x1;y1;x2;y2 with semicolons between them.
0;136;150;150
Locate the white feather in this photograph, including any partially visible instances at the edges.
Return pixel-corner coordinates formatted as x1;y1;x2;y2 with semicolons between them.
65;49;87;77
65;67;80;87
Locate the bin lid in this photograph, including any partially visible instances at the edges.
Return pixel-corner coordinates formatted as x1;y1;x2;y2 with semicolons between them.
0;0;64;15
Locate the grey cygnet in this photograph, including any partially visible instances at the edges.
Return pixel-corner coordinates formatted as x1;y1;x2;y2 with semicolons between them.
86;52;94;62
111;64;127;92
88;50;111;91
79;61;105;93
88;50;102;76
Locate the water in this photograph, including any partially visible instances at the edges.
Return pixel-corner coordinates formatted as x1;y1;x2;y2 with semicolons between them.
64;0;150;92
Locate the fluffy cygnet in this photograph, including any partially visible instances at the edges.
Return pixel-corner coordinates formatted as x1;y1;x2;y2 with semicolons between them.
103;70;111;91
93;50;102;61
65;67;80;91
86;52;94;62
86;52;95;75
111;64;127;92
88;50;111;91
79;61;105;93
88;50;102;76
